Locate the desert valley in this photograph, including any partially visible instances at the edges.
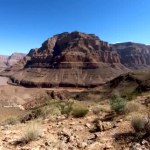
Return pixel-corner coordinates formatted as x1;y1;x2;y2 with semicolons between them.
0;31;150;149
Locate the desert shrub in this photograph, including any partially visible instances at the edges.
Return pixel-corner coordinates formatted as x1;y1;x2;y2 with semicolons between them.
92;107;101;115
31;108;43;118
121;89;136;100
42;105;61;118
131;115;147;132
72;105;89;118
110;96;127;114
125;101;140;113
57;101;74;118
3;116;19;125
92;107;106;115
17;123;41;145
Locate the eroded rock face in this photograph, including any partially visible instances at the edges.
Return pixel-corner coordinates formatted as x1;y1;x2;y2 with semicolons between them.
112;42;150;69
25;31;121;69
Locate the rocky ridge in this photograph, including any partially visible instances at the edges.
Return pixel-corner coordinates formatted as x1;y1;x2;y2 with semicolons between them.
113;42;150;69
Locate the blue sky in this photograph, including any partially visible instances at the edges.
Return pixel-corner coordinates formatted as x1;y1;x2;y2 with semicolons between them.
0;0;150;55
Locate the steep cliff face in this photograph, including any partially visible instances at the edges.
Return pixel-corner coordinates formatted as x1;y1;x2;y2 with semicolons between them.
26;32;121;69
112;42;150;69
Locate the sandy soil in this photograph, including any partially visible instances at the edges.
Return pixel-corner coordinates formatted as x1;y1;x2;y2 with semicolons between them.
0;77;8;85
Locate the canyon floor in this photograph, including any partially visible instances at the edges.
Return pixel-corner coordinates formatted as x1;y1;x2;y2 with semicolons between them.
0;77;150;150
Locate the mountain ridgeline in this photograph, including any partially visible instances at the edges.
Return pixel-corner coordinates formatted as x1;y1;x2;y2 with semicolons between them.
1;31;150;87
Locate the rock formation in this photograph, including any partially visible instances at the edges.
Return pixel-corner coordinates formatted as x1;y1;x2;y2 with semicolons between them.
2;31;150;88
25;32;121;69
5;31;129;87
112;42;150;69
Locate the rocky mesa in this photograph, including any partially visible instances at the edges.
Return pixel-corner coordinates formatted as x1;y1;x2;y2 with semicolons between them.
113;42;150;69
1;31;150;88
5;31;129;88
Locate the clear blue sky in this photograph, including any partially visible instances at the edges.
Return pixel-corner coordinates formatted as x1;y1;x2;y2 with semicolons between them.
0;0;150;55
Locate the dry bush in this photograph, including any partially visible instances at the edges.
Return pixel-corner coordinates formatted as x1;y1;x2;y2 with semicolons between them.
2;116;19;125
92;107;101;115
125;101;140;113
92;107;106;115
72;105;89;118
16;123;41;145
131;115;147;132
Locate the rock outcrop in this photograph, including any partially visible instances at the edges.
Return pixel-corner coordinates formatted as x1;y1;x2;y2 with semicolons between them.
25;32;121;69
112;42;150;69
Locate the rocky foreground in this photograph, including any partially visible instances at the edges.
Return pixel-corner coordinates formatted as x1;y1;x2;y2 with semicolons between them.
0;93;150;150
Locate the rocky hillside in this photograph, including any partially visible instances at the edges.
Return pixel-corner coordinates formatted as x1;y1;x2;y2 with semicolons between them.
112;42;150;69
6;31;130;87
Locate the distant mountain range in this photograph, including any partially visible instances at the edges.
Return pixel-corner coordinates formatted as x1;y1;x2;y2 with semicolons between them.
0;31;150;87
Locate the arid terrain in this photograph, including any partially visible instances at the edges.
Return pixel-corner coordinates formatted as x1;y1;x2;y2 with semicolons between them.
0;31;150;150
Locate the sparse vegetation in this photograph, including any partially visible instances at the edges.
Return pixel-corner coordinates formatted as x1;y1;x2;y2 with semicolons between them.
57;101;74;118
92;106;106;115
16;123;41;145
110;96;127;114
92;107;101;115
72;105;89;118
131;115;147;132
125;101;140;113
3;116;19;125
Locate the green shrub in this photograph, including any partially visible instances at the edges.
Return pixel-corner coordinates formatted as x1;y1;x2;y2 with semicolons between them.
57;101;74;118
110;96;127;114
31;108;43;118
72;106;89;118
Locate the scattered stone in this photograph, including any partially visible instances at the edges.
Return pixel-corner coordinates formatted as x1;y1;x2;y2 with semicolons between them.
85;123;91;128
